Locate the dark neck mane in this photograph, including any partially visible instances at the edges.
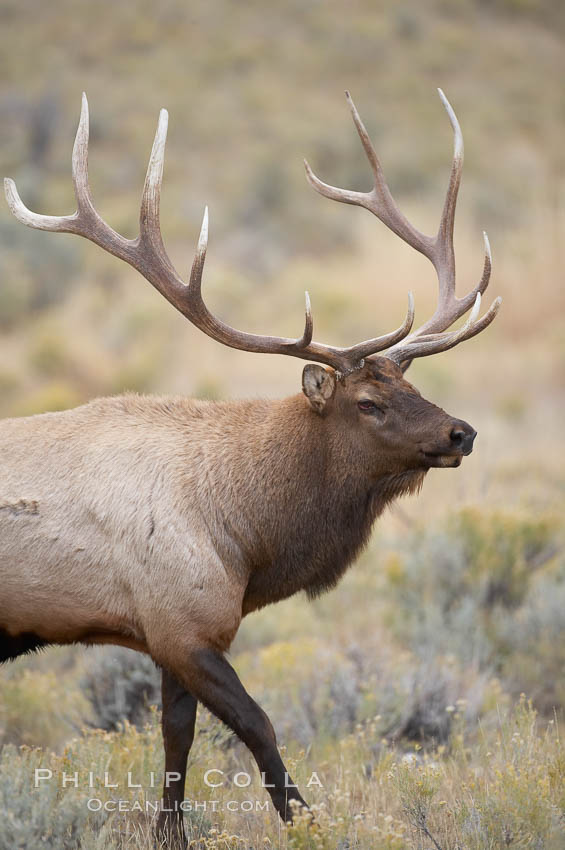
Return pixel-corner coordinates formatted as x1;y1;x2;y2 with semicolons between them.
223;396;426;615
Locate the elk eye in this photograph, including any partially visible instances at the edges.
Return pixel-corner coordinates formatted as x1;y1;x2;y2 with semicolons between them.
358;399;377;413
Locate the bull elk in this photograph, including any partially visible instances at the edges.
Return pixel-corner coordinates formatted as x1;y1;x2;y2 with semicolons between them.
1;89;500;845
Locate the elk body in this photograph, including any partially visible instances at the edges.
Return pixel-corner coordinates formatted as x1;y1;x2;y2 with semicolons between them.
0;90;500;845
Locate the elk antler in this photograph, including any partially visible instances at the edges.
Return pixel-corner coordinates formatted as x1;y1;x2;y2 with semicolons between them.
4;94;415;375
305;89;501;368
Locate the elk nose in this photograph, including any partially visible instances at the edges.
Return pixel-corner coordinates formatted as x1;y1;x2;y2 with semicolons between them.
450;422;477;455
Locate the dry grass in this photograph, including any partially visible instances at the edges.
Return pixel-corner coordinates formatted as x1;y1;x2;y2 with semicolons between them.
0;697;563;848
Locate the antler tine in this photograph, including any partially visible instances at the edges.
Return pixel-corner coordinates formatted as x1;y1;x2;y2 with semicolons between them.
305;91;433;259
4;176;71;232
345;91;434;257
140;108;168;246
4;98;85;233
433;88;463;305
478;231;492;294
5;93;131;264
188;204;209;288
72;93;93;212
300;291;314;349
5;93;94;234
184;206;315;353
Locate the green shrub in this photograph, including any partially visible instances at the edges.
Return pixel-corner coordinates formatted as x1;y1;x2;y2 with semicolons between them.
380;509;563;712
0;746;108;850
81;648;161;732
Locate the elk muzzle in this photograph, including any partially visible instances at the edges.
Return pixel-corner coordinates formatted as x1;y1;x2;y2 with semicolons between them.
421;418;477;468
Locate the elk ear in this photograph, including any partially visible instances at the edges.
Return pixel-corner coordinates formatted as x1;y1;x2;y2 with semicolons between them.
302;364;336;414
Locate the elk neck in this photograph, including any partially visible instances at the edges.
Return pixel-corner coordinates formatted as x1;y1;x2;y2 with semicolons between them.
186;393;425;614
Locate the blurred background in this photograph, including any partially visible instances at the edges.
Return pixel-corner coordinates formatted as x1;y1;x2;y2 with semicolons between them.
0;1;564;848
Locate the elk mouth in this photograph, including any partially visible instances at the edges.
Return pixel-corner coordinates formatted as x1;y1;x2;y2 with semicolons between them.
421;451;463;469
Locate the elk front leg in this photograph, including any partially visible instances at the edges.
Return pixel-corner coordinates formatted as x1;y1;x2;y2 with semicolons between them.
156;670;197;848
168;647;309;824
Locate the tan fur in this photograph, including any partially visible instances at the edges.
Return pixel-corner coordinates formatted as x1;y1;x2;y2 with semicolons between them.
0;395;244;658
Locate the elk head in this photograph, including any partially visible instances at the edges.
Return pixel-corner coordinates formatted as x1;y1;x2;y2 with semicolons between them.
4;90;500;478
302;358;476;479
